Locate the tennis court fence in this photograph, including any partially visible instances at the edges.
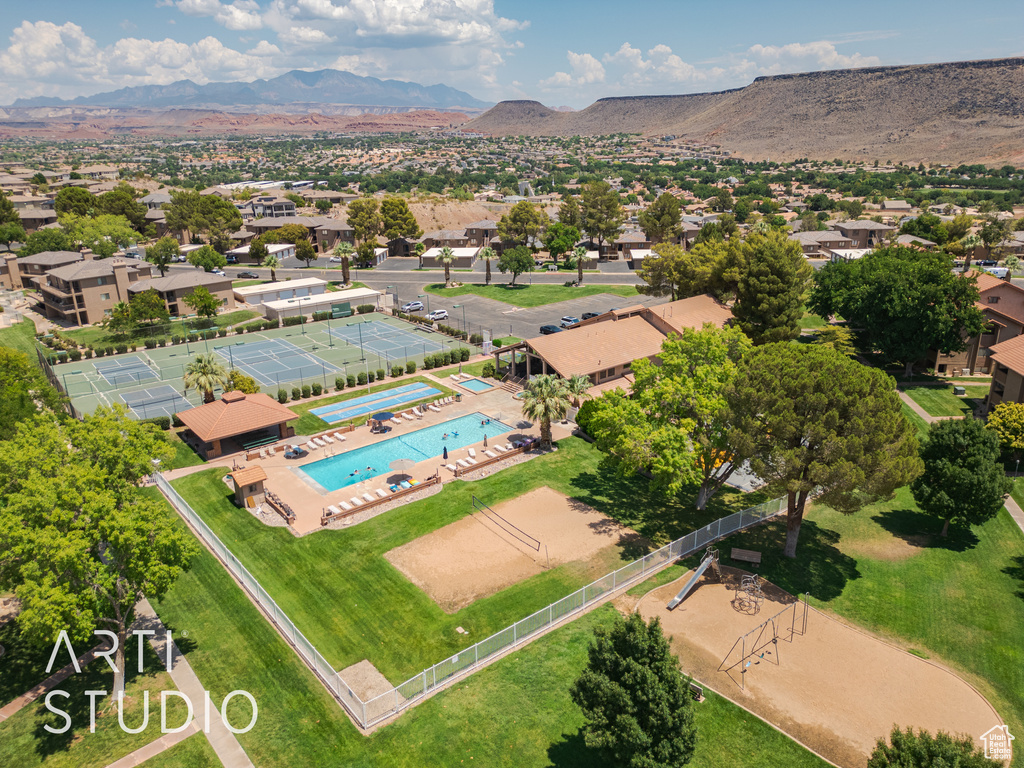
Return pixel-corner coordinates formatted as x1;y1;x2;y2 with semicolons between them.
152;472;786;729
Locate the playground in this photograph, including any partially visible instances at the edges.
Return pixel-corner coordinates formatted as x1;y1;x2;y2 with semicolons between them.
385;487;644;612
49;314;475;417
637;566;1003;768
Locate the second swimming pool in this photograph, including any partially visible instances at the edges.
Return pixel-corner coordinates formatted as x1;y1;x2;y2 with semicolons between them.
299;411;514;492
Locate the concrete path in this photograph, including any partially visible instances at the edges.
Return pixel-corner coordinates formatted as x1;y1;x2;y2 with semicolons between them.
0;646;102;723
897;390;964;424
135;599;254;768
1003;492;1024;535
103;723;201;768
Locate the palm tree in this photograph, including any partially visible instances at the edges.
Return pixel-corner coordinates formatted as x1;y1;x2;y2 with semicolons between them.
960;234;982;273
520;374;571;449
333;242;354;284
564;374;593;408
480;246;496;286
184;353;230;404
438;246;456;286
262;253;280;282
571;245;592;285
414;242;426;259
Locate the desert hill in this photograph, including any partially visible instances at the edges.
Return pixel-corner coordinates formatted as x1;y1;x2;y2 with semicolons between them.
466;58;1024;165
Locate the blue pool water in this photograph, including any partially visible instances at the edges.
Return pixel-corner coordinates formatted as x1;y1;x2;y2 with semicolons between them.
300;412;514;492
460;377;494;393
310;382;441;424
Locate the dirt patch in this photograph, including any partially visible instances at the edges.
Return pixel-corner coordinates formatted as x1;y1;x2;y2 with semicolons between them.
385;486;644;612
338;659;394;701
409;201;510;232
637;576;1003;768
844;534;931;562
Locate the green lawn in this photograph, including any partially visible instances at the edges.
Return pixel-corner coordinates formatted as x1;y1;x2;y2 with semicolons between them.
140;733;222;768
432;359;492;378
287;375;454;435
0;319;40;360
170;438;764;682
689;486;1024;766
903;384;984;417
164;428;205;470
231;279;266;288
61;310;260;348
900;401;930;443
494;336;522;346
798;311;829;330
154;542;827;768
422;283;640;308
0;640;190;768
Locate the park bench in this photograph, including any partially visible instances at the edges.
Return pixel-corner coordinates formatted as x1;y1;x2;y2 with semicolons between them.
689;682;704;702
730;548;762;567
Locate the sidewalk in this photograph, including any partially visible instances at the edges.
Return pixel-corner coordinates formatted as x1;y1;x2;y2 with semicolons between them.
0;646;102;723
1003;492;1024;535
897;390;963;424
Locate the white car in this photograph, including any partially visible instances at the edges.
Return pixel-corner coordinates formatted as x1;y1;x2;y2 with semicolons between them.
426;309;448;321
328;255;344;263
401;301;424;312
212;269;226;276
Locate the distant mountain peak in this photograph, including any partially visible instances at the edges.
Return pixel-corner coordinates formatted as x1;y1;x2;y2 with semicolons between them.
9;69;491;112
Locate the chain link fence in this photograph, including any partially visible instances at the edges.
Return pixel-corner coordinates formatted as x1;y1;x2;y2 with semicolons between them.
153;471;786;729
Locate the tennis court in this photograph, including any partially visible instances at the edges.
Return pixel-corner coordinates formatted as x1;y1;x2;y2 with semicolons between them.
95;355;158;387
327;319;449;359
309;381;443;423
118;384;194;420
213;338;341;388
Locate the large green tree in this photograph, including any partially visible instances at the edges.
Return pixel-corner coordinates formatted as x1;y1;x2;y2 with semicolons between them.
496;245;534;286
581;180;626;253
0;407;197;696
868;726;1002;768
54;186;98;218
97;183;147;233
296;238;318;267
182;285;221;321
187;244;227;272
184;353;230;403
60;213;137;258
590;325;752;509
380;196;422;241
541;222;579;264
520;374;570;448
146;236;180;276
726;343;922;557
103;301;134;338
347;197;382;247
570;612;696;768
0;221;26;250
911;418;1011;537
558;195;583;231
164;190;242;251
986;401;1024;461
809;247;986;376
732;230;812;344
0;348;65;440
0;191;19;225
129;288;169;326
497;200;547;246
638;192;683;244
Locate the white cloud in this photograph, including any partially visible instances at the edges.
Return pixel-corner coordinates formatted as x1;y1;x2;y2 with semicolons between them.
279;25;335;45
174;0;264;30
246;40;282;56
744;41;880;72
540;50;605;89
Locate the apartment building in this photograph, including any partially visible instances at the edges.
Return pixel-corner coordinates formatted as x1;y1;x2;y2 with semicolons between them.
36;257;154;325
0;250;82;291
128;271;235;317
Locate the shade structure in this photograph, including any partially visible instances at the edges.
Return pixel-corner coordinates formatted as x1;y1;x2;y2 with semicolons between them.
371;411;395;422
443;446;449;460
483;433;488;447
389;458;416;475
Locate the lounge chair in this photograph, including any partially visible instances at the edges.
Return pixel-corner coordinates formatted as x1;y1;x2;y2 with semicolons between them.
409;479;420;486
467;457;478;465
306;442;318;452
505;443;513;451
376;488;388;498
428;405;441;413
339;501;353;512
312;437;325;448
400;480;412;489
267;445;276;456
412;408;423;417
333;432;346;441
362;492;374;503
446;464;457;472
468;448;476;458
495;444;507;453
403;413;415;421
389;484;400;492
391;417;403;426
323;435;334;444
259;448;268;459
456;458;469;468
350;496;363;507
326;505;341;516
484;450;497;459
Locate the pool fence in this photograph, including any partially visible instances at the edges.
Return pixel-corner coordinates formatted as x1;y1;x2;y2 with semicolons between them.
152;472;786;730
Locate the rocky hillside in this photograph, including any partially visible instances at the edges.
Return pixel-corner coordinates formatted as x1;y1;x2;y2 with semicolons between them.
467;58;1024;165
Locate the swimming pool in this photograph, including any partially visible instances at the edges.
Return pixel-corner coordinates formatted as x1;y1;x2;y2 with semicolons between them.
309;381;442;424
460;377;494;393
299;412;514;492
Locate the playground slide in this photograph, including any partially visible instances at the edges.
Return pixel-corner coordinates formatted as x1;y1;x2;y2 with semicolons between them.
667;555;713;610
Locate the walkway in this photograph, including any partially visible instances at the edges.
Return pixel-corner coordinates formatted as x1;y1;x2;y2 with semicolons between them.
897;390;964;424
1003;492;1024;535
0;646;102;723
134;599;254;768
104;723;201;768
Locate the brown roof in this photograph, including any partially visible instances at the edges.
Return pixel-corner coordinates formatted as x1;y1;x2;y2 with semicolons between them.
989;334;1024;374
18;250;83;267
47;258;143;281
230;466;267;487
177;391;297;442
129;271;230;293
646;295;733;336
526;315;667;377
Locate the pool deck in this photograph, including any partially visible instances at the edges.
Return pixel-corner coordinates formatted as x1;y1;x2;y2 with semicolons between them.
165;376;572;534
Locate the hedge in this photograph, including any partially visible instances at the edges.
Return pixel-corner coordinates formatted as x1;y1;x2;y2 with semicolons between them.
282;315;307;327
335;376;345;392
482;361;496;378
367;371;376;383
291;386;301;401
139;416;171;431
357;372;367;385
301;385;311;399
278;389;289;404
356;304;375;314
311;382;323;396
375;368;386;381
346;374;356;388
391;365;404;378
244;321;264;333
172;414;184;428
405;361;416;374
312;311;330;321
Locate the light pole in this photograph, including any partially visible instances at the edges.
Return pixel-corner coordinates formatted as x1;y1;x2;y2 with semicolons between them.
418;293;430;313
387;285;396;311
347;321;365;362
452;303;468;334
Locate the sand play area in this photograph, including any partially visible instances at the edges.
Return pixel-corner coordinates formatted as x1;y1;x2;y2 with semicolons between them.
637;570;1004;768
385;486;642;612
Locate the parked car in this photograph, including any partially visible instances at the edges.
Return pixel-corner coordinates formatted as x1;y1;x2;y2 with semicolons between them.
976;259;998;267
328;255;344;263
539;324;563;335
236;271;259;279
983;266;1010;279
212;269;226;277
225;255;238;264
401;300;424;312
581;312;601;320
560;316;580;327
426;309;448;321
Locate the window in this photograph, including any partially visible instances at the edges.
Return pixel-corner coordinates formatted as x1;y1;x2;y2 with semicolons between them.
100;293;110;301
988;296;1000;303
103;309;112;316
96;276;108;286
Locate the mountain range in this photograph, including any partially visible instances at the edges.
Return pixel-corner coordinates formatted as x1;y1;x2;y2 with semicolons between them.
10;69;490;112
465;57;1024;165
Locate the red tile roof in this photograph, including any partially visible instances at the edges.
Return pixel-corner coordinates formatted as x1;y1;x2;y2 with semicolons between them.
230;466;267;487
177;391;297;443
989;334;1024;375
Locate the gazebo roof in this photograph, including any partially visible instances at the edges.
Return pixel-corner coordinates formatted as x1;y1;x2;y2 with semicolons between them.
177;391;297;443
230;466;267;486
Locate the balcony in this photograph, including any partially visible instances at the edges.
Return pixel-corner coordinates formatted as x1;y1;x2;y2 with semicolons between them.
38;282;73;300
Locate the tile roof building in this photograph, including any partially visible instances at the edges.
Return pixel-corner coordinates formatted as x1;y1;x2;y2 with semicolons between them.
177;391;298;459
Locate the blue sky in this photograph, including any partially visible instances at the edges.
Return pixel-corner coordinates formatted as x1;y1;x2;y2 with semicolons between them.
0;1;1021;107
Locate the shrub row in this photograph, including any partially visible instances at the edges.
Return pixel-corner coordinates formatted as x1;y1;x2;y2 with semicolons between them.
420;347;470;369
357;304;375;314
436;323;468;341
139;416;171;431
393;310;434;326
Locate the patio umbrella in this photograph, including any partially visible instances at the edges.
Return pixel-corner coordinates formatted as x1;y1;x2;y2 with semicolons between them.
389;458;416;479
443;446;449;460
371;411;395;423
483;434;488;447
